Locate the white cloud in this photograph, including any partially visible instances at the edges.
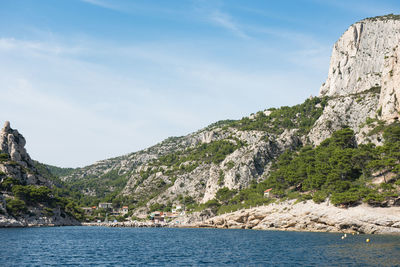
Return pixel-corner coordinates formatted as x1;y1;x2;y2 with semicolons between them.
80;0;121;11
209;10;250;39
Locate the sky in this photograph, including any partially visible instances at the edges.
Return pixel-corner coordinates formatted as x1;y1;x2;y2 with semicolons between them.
0;0;399;168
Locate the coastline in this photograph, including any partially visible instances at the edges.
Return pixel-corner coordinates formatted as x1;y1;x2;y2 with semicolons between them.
194;200;400;235
2;200;400;235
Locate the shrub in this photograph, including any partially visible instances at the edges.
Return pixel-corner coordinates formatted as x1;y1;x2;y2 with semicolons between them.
12;185;51;204
0;177;21;191
364;193;385;205
6;198;27;215
215;187;237;204
218;170;224;186
0;153;10;161
330;190;361;205
312;191;327;204
204;199;221;211
225;161;235;170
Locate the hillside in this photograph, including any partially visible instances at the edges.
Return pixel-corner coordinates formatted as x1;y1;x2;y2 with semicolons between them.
0;122;82;226
47;15;400;220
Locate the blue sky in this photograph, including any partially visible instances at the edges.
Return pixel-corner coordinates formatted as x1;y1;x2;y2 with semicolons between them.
0;0;399;167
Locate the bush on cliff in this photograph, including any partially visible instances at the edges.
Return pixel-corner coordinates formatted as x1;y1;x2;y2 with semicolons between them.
6;198;28;215
260;124;400;206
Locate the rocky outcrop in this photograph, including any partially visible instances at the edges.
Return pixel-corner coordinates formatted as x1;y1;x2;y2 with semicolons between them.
379;45;400;121
0;121;33;168
309;16;400;145
308;89;380;145
0;207;80;227
0;122;48;186
0;122;80;227
320;18;400;99
198;200;400;235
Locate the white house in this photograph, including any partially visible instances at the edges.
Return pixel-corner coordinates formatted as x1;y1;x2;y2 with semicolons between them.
98;203;113;209
121;206;129;214
264;188;272;197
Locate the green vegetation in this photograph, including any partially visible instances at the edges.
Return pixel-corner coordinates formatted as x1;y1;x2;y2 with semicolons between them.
2;181;84;220
12;185;52;203
43;164;75;178
156;138;245;167
57;169;130;207
6;198;27;215
0;177;22;191
256;124;400;206
229;97;327;135
193;123;400;212
365;13;400;22
0;162;85;220
0;153;10;162
186;185;274;215
205;119;236;130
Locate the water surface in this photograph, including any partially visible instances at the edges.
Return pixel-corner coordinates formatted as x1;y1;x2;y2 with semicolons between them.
1;227;399;266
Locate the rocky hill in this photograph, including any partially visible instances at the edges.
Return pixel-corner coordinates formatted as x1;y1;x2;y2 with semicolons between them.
53;15;400;219
0;122;81;227
311;14;400;145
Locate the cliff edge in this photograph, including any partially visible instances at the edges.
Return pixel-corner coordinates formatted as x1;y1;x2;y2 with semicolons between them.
0;122;80;227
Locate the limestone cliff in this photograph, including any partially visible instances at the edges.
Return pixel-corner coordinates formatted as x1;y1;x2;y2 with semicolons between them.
309;15;400;145
0;122;80;227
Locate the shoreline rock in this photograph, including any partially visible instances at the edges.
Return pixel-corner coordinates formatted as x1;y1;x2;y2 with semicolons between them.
194;200;400;235
2;200;399;235
0;214;81;228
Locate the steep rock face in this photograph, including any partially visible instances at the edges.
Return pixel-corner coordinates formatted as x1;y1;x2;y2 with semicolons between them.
0;121;33;168
379;45;400;121
0;121;47;186
308;89;380;145
120;126;301;209
310;16;400;145
0;122;80;227
320;18;400;98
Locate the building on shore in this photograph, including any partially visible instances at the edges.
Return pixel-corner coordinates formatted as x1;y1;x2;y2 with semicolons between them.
98;203;113;209
121;206;129;214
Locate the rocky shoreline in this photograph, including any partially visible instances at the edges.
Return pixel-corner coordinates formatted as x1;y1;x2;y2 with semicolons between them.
2;200;400;234
82;221;167;228
193;200;400;235
0;214;81;228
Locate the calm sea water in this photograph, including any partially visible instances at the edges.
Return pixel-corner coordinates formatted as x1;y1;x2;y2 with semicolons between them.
0;227;399;266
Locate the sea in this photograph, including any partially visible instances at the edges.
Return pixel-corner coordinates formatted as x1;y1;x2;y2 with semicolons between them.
0;227;399;266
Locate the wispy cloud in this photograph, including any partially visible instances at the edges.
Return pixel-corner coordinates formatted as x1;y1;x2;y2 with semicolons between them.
209;10;250;39
80;0;123;11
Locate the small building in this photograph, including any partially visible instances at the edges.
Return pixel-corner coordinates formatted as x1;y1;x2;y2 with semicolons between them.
172;205;182;213
264;188;272;197
121;206;129;214
150;211;164;223
98;203;113;209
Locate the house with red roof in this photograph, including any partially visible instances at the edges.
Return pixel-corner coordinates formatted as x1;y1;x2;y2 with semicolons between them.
264;188;272;197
